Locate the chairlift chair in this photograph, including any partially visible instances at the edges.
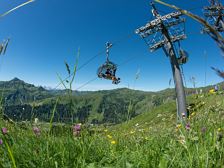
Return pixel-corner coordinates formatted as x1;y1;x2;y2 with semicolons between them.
97;42;121;84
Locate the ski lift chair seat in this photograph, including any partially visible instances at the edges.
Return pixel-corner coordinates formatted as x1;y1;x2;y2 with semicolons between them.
97;61;117;79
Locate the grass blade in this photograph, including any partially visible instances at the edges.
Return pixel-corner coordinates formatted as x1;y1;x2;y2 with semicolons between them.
70;48;80;87
49;98;59;133
64;61;71;76
0;0;35;18
4;140;17;168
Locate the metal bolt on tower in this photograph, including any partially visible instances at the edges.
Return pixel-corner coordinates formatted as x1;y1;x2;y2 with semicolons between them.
136;2;187;122
203;0;224;32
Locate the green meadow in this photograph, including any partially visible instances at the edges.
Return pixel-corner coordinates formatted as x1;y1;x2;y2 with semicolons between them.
0;92;224;168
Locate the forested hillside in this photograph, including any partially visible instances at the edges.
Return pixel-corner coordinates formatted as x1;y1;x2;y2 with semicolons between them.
1;78;222;124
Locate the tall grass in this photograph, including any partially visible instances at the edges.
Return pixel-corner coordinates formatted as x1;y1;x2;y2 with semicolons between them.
0;91;224;167
56;48;80;124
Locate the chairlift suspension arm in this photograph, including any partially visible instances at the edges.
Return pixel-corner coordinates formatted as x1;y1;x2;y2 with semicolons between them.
106;42;112;62
97;42;120;84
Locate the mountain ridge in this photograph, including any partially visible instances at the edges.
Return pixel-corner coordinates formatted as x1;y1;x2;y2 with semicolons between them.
1;77;222;93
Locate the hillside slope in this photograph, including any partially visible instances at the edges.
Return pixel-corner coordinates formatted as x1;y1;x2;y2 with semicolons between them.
115;91;224;135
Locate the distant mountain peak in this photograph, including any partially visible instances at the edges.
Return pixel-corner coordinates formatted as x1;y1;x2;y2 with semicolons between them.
11;77;23;82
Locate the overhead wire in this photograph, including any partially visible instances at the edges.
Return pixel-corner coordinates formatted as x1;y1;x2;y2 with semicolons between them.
75;77;98;91
53;49;105;89
74;50;149;91
53;32;135;90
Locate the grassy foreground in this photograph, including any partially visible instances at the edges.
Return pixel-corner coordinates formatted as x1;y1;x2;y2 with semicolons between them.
0;92;224;168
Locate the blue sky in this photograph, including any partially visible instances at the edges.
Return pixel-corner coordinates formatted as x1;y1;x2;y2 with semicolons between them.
0;0;223;91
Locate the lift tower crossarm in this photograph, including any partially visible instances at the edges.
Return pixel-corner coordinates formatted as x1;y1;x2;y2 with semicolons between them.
203;0;224;32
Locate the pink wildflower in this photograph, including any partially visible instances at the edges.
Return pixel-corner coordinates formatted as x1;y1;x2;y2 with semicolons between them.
1;127;7;135
33;127;41;136
185;123;190;131
73;123;82;137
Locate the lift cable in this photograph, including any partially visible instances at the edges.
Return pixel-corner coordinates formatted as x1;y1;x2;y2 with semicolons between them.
74;51;149;91
75;77;98;91
53;33;135;90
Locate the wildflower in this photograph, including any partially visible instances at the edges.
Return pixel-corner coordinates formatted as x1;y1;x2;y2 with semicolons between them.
185;123;190;131
218;128;222;132
34;118;39;124
209;89;215;94
73;123;82;137
33;127;41;136
190;112;196;117
73;123;81;131
201;127;206;134
107;135;112;139
182;113;186;118
178;136;186;145
130;130;135;134
111;140;116;144
1;127;7;135
179;139;185;145
175;124;182;132
104;129;108;132
157;114;162;118
176;124;182;129
0;139;3;145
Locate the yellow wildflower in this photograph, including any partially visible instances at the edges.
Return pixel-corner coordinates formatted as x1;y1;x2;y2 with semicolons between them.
111;140;116;144
145;137;149;140
176;124;182;129
107;135;112;139
104;129;108;132
191;112;196;117
209;89;215;94
218;128;222;132
130;130;135;134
